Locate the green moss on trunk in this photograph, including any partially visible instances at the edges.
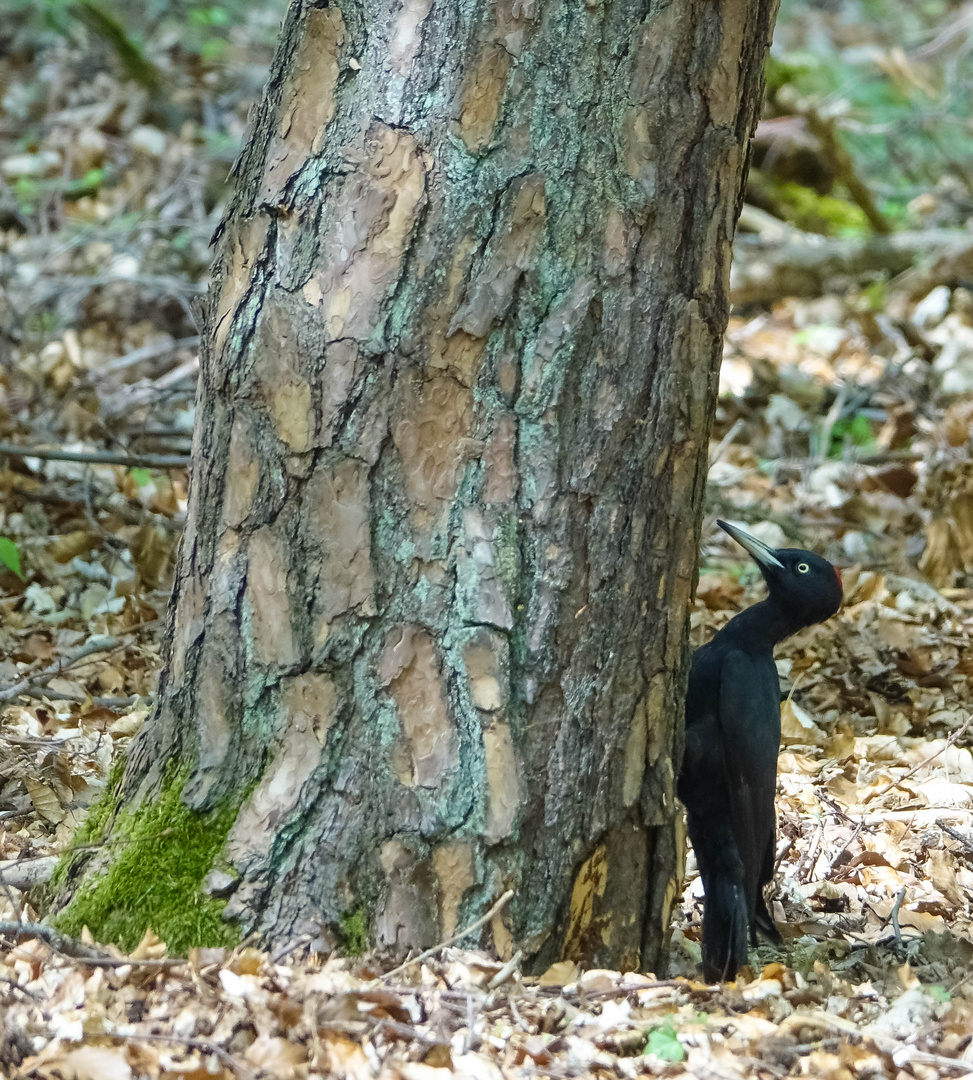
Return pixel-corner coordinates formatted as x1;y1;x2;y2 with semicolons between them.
53;767;243;955
339;907;369;956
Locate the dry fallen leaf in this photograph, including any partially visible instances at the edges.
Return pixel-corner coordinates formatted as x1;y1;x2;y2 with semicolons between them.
54;1045;133;1080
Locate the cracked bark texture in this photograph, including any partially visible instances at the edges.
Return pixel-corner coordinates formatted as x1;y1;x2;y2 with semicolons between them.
76;0;778;969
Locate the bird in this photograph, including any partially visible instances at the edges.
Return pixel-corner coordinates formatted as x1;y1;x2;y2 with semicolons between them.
678;519;843;983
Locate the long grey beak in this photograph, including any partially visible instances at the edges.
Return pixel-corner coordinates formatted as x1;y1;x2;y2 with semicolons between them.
716;519;785;569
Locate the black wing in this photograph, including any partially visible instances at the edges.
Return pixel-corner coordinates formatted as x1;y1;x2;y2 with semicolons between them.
717;648;781;927
680;645;750;980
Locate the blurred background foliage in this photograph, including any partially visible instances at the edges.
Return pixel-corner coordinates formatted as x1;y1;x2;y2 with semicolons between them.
1;0;970;500
758;0;973;235
1;0;283;273
5;0;973;1037
4;0;973;242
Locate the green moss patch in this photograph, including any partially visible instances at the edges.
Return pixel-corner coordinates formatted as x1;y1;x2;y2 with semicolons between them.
339;907;369;956
54;767;242;955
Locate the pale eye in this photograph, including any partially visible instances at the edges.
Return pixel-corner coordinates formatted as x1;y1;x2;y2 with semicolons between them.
797;562;810;574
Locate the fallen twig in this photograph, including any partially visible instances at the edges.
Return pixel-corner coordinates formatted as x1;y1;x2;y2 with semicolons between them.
0;924;182;976
95;335;199;378
889;886;907;947
0;920;116;961
0;634;121;703
863;714;973;803
22;687;150;708
0;922;184;969
0;622;158;704
805;110;892;235
0;856;58;891
100;357;199;419
107;1031;248;1076
791;819;825;884
825;1011;973;1076
374;1016;450;1047
938;820;973;852
0;442;188;469
822;820;864;880
376;890;514;984
710;418;745;465
730;228;973;306
487;948;523;990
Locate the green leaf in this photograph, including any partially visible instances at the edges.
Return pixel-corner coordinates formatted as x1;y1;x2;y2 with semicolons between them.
644;1022;685;1063
130;468;152;488
828;411;877;458
0;537;23;579
68;167;105;195
862;279;887;313
200;37;227;63
928;984;951;1003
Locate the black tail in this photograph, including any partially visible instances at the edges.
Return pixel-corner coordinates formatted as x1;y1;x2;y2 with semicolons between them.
688;813;750;982
701;872;749;982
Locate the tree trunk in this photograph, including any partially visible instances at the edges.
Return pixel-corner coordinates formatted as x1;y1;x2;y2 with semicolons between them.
51;0;778;971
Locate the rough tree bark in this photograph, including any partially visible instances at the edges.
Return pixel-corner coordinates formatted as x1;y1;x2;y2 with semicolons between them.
51;0;778;971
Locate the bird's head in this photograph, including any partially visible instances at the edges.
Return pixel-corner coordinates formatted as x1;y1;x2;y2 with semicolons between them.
717;519;843;628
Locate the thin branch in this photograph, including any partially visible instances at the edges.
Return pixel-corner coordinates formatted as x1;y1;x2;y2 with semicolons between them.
25;482;185;532
805;110;893;234
0;443;188;469
96;335;199;378
487;948;523;990
0;922;186;969
83;466;128;553
106;1031;247;1075
0;634;120;703
22;687;150;708
0;972;42;1000
730;228;972;306
270;934;313;964
863;713;973;803
791;819;825;884
822;820;863;879
100;357;199;420
889;886;907;947
911;5;973;60
0;856;58;891
0;921;116;961
710;418;745;466
816;1005;973;1075
376;889;514;984
0;622;158;704
938;820;973;852
814;385;848;465
373;1017;450;1047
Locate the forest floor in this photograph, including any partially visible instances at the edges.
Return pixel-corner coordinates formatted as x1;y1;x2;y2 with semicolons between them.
5;4;973;1080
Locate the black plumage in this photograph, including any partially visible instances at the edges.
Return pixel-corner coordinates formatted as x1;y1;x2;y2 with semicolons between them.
678;520;843;982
